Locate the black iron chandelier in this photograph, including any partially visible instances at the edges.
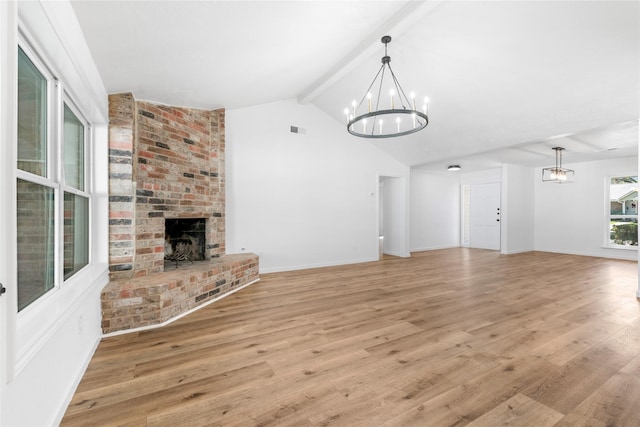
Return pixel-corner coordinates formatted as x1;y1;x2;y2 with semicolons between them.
542;147;574;183
345;35;429;138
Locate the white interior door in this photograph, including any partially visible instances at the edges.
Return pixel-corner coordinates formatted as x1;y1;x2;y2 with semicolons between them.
469;182;501;250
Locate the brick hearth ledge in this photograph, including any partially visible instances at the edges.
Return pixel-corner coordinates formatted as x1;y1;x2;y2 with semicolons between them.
101;253;259;335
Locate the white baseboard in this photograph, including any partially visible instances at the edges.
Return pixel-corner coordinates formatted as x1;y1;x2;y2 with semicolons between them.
381;249;411;258
259;256;379;274
534;249;637;261
500;248;534;255
410;244;460;252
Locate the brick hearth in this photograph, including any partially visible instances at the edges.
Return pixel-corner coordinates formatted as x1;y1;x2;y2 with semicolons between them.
101;254;258;334
104;93;258;334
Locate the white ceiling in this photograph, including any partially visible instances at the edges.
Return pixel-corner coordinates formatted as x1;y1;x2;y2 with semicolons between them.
71;0;639;169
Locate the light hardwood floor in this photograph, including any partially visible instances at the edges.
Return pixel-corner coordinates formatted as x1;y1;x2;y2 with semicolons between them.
61;249;640;426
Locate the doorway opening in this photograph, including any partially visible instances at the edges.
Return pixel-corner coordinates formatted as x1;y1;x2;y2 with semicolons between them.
378;175;409;258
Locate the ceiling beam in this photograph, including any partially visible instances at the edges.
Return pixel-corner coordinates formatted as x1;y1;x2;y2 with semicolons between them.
297;0;444;105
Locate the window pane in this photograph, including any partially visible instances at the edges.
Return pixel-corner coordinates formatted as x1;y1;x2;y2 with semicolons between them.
17;47;47;177
63;193;89;280
610;218;638;246
610;176;638;215
17;179;55;311
64;105;85;191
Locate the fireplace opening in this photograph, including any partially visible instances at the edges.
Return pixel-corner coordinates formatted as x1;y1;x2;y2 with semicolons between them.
164;218;207;268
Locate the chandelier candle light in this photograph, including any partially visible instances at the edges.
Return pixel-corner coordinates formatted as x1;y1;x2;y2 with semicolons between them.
542;147;574;183
345;35;429;138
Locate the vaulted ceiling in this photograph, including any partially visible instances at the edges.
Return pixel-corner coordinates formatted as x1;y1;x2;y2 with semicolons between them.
71;0;639;170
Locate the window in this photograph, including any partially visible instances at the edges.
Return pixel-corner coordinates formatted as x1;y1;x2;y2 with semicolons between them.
17;46;55;311
16;180;55;311
63;105;89;280
17;47;47;177
607;176;638;248
16;44;91;311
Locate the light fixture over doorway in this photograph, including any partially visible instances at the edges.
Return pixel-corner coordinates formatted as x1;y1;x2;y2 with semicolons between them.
542;147;574;183
447;165;461;171
344;35;429;138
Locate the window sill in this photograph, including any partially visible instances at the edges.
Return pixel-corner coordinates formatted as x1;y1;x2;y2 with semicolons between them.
602;245;638;251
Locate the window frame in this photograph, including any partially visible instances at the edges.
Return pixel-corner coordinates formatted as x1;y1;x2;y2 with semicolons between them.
60;96;92;282
16;44;53;180
15;38;60;314
16;34;93;317
604;174;638;250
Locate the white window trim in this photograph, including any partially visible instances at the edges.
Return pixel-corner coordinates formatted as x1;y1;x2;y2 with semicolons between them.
14;28;95;371
16;33;61;317
603;174;638;250
60;94;93;283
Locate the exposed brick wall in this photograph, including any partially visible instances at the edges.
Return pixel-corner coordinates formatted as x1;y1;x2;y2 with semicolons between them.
133;101;225;277
210;109;226;257
108;93;136;279
107;93;225;279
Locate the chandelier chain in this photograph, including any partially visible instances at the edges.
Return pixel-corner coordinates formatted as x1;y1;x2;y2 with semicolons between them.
389;65;411;110
357;63;384;112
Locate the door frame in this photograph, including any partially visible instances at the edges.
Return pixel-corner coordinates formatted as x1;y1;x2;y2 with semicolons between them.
377;174;410;258
464;181;502;251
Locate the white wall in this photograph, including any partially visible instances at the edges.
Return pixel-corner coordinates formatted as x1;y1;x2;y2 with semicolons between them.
0;3;15;423
501;164;535;254
0;2;108;425
460;167;502;186
535;156;638;260
226;99;409;273
410;169;461;251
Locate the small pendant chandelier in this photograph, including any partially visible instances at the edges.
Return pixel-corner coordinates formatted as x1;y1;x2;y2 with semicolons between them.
542;147;574;183
344;35;429;138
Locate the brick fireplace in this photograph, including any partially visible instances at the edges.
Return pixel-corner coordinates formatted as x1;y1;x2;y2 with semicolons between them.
102;93;258;334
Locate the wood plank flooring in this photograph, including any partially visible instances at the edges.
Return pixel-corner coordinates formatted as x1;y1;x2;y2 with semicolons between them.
61;249;640;426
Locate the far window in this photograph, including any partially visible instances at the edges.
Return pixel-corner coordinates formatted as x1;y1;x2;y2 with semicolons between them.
607;176;638;247
63;104;85;191
63;104;89;279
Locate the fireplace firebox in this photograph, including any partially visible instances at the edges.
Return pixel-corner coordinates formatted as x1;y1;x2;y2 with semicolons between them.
164;218;207;268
